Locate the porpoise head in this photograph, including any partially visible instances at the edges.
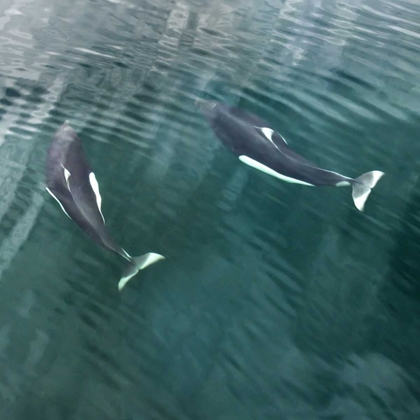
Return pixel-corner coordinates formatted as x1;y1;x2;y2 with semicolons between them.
195;98;221;121
55;120;76;139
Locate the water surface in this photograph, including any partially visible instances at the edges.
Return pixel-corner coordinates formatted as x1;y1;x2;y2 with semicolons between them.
1;0;420;418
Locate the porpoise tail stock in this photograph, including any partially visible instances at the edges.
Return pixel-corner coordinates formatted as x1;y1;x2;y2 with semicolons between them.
351;170;385;212
197;100;385;212
46;121;164;291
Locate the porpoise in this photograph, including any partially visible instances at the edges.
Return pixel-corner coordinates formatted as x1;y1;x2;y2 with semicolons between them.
46;121;164;291
197;100;384;211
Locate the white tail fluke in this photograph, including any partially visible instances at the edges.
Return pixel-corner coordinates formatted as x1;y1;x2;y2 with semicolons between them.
351;171;385;211
118;253;165;291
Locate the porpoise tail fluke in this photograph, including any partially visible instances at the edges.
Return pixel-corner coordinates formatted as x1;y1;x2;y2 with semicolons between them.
118;253;165;292
351;171;385;212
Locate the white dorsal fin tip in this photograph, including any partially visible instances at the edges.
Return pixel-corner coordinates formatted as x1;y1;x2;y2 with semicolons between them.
60;164;71;189
89;172;105;223
261;127;274;141
238;155;314;186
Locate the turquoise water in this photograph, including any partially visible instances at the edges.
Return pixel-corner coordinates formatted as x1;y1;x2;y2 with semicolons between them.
1;0;420;418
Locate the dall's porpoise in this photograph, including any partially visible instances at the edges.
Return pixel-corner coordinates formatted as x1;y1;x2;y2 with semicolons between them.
46;121;164;291
198;100;384;211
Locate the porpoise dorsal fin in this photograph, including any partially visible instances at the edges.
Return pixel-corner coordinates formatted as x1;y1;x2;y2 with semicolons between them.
272;132;288;146
255;126;288;150
60;164;71;190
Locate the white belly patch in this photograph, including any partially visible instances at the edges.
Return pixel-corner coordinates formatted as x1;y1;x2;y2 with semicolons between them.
239;155;314;186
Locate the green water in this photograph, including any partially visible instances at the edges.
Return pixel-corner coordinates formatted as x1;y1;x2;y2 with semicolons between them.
0;0;420;418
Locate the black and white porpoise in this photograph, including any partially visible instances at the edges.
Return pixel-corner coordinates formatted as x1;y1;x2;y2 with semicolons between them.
46;121;164;291
197;100;384;212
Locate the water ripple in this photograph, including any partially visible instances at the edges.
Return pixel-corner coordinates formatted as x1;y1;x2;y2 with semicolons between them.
0;0;420;417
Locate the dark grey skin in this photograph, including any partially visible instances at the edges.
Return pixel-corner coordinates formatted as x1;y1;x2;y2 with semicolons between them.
46;121;164;290
46;122;117;251
197;100;384;211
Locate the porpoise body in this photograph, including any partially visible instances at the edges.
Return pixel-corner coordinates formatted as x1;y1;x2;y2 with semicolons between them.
198;101;384;211
46;121;164;291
